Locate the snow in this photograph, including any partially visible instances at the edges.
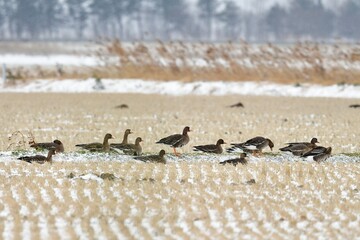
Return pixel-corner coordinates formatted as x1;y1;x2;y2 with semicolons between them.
108;218;126;239
55;218;70;240
0;54;99;67
0;149;358;239
1;78;359;98
90;218;104;239
22;221;31;240
78;173;103;182
0;151;359;164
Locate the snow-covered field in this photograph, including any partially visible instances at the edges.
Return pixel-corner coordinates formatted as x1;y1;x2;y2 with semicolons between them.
0;54;99;67
1;78;360;98
0;41;359;238
1;149;360;163
0;90;358;238
0;158;358;239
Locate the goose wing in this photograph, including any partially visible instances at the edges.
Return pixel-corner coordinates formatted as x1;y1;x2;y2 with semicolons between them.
193;144;218;153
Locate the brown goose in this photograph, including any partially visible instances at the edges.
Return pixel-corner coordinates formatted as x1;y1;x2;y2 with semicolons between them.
227;136;274;155
134;150;166;164
349;104;360;108
75;133;114;152
114;137;142;156
279;138;318;156
30;139;64;153
110;129;132;148
193;139;225;154
302;146;332;162
156;126;190;156
229;102;244;108
18;148;56;164
220;153;248;166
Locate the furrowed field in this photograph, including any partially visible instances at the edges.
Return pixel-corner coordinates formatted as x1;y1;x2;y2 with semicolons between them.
0;161;359;239
0;93;359;239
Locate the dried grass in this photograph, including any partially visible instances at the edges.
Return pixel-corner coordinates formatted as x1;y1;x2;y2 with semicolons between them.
6;41;360;85
87;40;360;85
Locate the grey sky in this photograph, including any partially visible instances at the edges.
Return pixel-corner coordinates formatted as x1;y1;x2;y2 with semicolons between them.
187;0;350;13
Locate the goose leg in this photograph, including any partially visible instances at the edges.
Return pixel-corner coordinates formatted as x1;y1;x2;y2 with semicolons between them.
173;148;180;157
253;150;262;157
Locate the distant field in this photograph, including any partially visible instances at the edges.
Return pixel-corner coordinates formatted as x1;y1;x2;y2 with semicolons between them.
1;93;359;153
2;41;360;85
0;93;359;238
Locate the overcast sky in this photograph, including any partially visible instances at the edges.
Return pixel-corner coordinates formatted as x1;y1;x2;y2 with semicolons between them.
186;0;351;13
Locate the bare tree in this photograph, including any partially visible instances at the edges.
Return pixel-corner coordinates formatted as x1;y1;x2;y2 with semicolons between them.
67;0;89;39
197;0;218;41
337;0;360;40
217;0;241;40
265;4;288;41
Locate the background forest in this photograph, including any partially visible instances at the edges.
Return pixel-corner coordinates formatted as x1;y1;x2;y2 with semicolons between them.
0;0;359;42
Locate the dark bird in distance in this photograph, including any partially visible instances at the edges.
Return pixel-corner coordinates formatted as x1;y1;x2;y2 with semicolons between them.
115;104;129;109
349;104;360;108
229;102;244;108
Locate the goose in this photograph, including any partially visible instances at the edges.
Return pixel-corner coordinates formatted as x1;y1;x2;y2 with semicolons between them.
18;148;56;164
75;133;114;152
110;129;132;148
113;137;142;156
302;146;332;162
30;139;64;153
227;136;274;156
220;153;248;166
156;126;190;156
193;139;225;154
134;150;166;164
279;138;318;156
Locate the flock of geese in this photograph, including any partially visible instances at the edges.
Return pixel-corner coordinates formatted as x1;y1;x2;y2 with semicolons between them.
17;126;332;165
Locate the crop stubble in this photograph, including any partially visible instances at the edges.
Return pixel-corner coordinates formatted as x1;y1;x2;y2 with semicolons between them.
0;93;359;238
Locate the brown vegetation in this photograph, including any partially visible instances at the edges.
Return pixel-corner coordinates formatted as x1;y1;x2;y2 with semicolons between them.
91;40;360;85
99;41;360;84
5;41;360;85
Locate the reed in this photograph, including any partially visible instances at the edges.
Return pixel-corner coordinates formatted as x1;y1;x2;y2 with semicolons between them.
6;41;360;85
